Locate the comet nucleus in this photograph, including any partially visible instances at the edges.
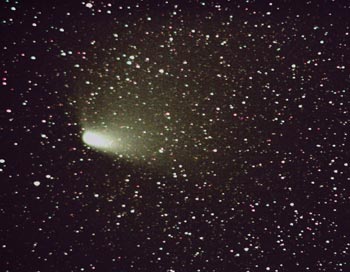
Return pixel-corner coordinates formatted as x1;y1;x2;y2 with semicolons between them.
82;130;115;151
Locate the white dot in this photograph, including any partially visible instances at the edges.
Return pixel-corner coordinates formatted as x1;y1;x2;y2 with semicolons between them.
33;181;41;187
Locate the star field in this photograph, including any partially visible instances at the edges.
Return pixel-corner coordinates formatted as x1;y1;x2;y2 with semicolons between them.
1;1;349;271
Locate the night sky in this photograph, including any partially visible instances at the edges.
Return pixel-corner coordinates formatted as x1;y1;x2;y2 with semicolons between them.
1;0;349;271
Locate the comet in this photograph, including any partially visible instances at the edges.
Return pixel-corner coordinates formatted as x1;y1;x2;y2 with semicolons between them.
82;130;116;151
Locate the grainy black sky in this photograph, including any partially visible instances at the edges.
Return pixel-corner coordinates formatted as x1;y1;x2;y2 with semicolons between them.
1;0;349;271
